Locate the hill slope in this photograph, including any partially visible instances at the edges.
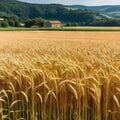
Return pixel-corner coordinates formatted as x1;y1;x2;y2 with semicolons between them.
0;0;106;23
71;5;120;19
0;0;120;26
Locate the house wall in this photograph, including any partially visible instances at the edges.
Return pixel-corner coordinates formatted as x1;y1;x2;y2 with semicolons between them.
51;24;61;28
46;22;61;28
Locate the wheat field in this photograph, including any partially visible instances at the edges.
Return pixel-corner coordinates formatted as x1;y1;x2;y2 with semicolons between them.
0;31;120;120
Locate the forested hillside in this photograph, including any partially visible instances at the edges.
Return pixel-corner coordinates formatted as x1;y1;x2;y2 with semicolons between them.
0;0;120;27
71;5;120;19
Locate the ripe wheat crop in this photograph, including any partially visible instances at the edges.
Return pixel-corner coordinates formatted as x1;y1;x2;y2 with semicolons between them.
0;31;120;120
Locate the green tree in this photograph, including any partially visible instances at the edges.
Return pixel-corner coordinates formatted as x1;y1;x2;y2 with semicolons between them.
25;18;45;27
1;21;9;27
14;20;20;27
8;19;15;26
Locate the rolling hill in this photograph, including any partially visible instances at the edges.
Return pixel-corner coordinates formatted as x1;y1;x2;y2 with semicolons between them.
71;5;120;19
0;0;120;26
0;0;106;23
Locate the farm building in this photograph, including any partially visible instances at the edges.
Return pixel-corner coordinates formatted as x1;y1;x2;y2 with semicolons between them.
0;18;4;21
31;25;39;28
46;20;61;28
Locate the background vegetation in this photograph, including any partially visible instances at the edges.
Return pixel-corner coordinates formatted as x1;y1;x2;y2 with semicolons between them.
71;5;120;19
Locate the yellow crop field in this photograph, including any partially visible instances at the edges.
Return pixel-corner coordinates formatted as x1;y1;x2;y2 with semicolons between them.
0;31;120;120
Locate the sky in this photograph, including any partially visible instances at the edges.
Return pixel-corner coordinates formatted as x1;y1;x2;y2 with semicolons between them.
19;0;120;6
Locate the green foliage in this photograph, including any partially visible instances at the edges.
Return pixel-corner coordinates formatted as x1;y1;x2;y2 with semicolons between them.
8;19;15;26
1;21;9;27
71;5;120;19
14;20;20;27
0;12;21;27
25;18;45;27
0;0;120;26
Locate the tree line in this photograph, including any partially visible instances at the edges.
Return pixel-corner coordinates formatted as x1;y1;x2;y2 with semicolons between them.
1;13;120;28
0;12;21;27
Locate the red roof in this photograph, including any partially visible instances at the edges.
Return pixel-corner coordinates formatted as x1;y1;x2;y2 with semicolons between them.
48;20;61;24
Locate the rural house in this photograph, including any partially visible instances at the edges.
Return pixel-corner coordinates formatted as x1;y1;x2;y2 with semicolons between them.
46;20;61;28
31;25;39;28
0;18;4;21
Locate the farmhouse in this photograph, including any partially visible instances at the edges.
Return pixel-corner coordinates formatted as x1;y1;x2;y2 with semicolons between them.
31;25;39;28
46;20;61;28
0;18;4;21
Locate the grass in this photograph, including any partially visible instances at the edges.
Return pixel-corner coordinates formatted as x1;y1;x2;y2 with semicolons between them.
104;11;120;19
64;6;79;11
0;31;120;120
0;27;40;31
39;27;120;31
1;26;120;31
